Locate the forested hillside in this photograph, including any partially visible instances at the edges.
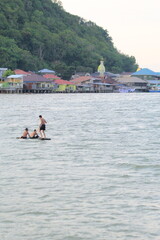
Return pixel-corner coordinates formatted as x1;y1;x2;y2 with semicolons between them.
0;0;138;79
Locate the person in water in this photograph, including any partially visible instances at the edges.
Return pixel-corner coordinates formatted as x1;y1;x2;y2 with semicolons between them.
30;129;39;138
21;128;30;138
39;115;47;138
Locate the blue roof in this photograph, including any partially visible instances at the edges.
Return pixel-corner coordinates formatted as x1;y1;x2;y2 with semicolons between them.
132;68;157;76
38;69;55;73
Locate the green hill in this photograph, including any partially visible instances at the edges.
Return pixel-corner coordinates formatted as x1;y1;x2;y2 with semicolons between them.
0;0;138;79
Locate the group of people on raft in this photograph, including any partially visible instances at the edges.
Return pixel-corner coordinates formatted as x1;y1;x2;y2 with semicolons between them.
20;115;47;139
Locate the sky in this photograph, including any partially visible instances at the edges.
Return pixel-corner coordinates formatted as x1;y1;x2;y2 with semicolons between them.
61;0;160;71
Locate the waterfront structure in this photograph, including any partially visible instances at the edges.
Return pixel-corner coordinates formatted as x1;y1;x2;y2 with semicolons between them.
53;79;76;92
147;80;160;92
23;74;54;93
71;76;94;92
71;75;113;92
156;72;160;80
131;68;158;80
0;81;10;93
5;74;23;93
0;74;23;93
90;77;113;92
132;68;160;91
1;66;160;94
43;74;75;92
115;76;148;92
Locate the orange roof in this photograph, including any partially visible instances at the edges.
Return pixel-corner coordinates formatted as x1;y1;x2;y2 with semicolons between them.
43;74;60;79
71;76;92;84
54;79;74;85
14;69;30;75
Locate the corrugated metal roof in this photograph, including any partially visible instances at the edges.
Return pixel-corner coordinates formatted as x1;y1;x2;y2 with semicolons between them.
38;69;55;73
71;76;92;84
23;74;52;82
7;75;23;78
116;76;148;83
54;79;74;85
92;82;111;85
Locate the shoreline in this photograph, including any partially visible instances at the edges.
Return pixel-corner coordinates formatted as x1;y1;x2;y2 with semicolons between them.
0;90;149;94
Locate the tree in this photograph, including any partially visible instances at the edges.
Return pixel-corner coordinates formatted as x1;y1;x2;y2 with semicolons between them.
51;0;63;8
0;0;138;78
2;69;14;77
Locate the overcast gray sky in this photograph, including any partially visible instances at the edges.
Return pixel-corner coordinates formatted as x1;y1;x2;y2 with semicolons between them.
61;0;160;71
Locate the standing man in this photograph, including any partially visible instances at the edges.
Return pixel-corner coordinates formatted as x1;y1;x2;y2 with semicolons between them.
39;115;47;138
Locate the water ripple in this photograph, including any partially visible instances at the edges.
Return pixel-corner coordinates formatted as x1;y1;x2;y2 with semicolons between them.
0;93;160;240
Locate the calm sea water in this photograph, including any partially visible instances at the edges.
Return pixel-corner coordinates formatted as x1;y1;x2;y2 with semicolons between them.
0;93;160;240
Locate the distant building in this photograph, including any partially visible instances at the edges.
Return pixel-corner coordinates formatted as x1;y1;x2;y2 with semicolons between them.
71;72;91;80
147;80;160;92
23;74;54;92
131;68;158;80
115;76;148;92
53;79;76;92
71;75;113;92
5;74;23;93
38;69;55;74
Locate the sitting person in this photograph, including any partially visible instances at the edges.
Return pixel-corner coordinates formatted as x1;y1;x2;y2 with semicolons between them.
30;129;39;138
21;128;30;138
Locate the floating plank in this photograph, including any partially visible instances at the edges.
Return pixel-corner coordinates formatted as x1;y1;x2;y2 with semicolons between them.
39;138;51;140
16;137;51;140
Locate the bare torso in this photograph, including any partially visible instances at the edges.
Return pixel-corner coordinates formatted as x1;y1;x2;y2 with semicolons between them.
22;130;29;137
39;118;47;126
30;131;38;137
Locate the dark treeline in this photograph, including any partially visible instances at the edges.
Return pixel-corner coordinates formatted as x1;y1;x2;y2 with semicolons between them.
0;0;138;79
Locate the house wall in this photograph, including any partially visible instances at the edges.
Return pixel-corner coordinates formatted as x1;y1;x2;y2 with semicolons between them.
6;78;23;88
66;85;76;91
24;82;53;90
55;84;67;92
24;83;33;90
39;83;53;88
